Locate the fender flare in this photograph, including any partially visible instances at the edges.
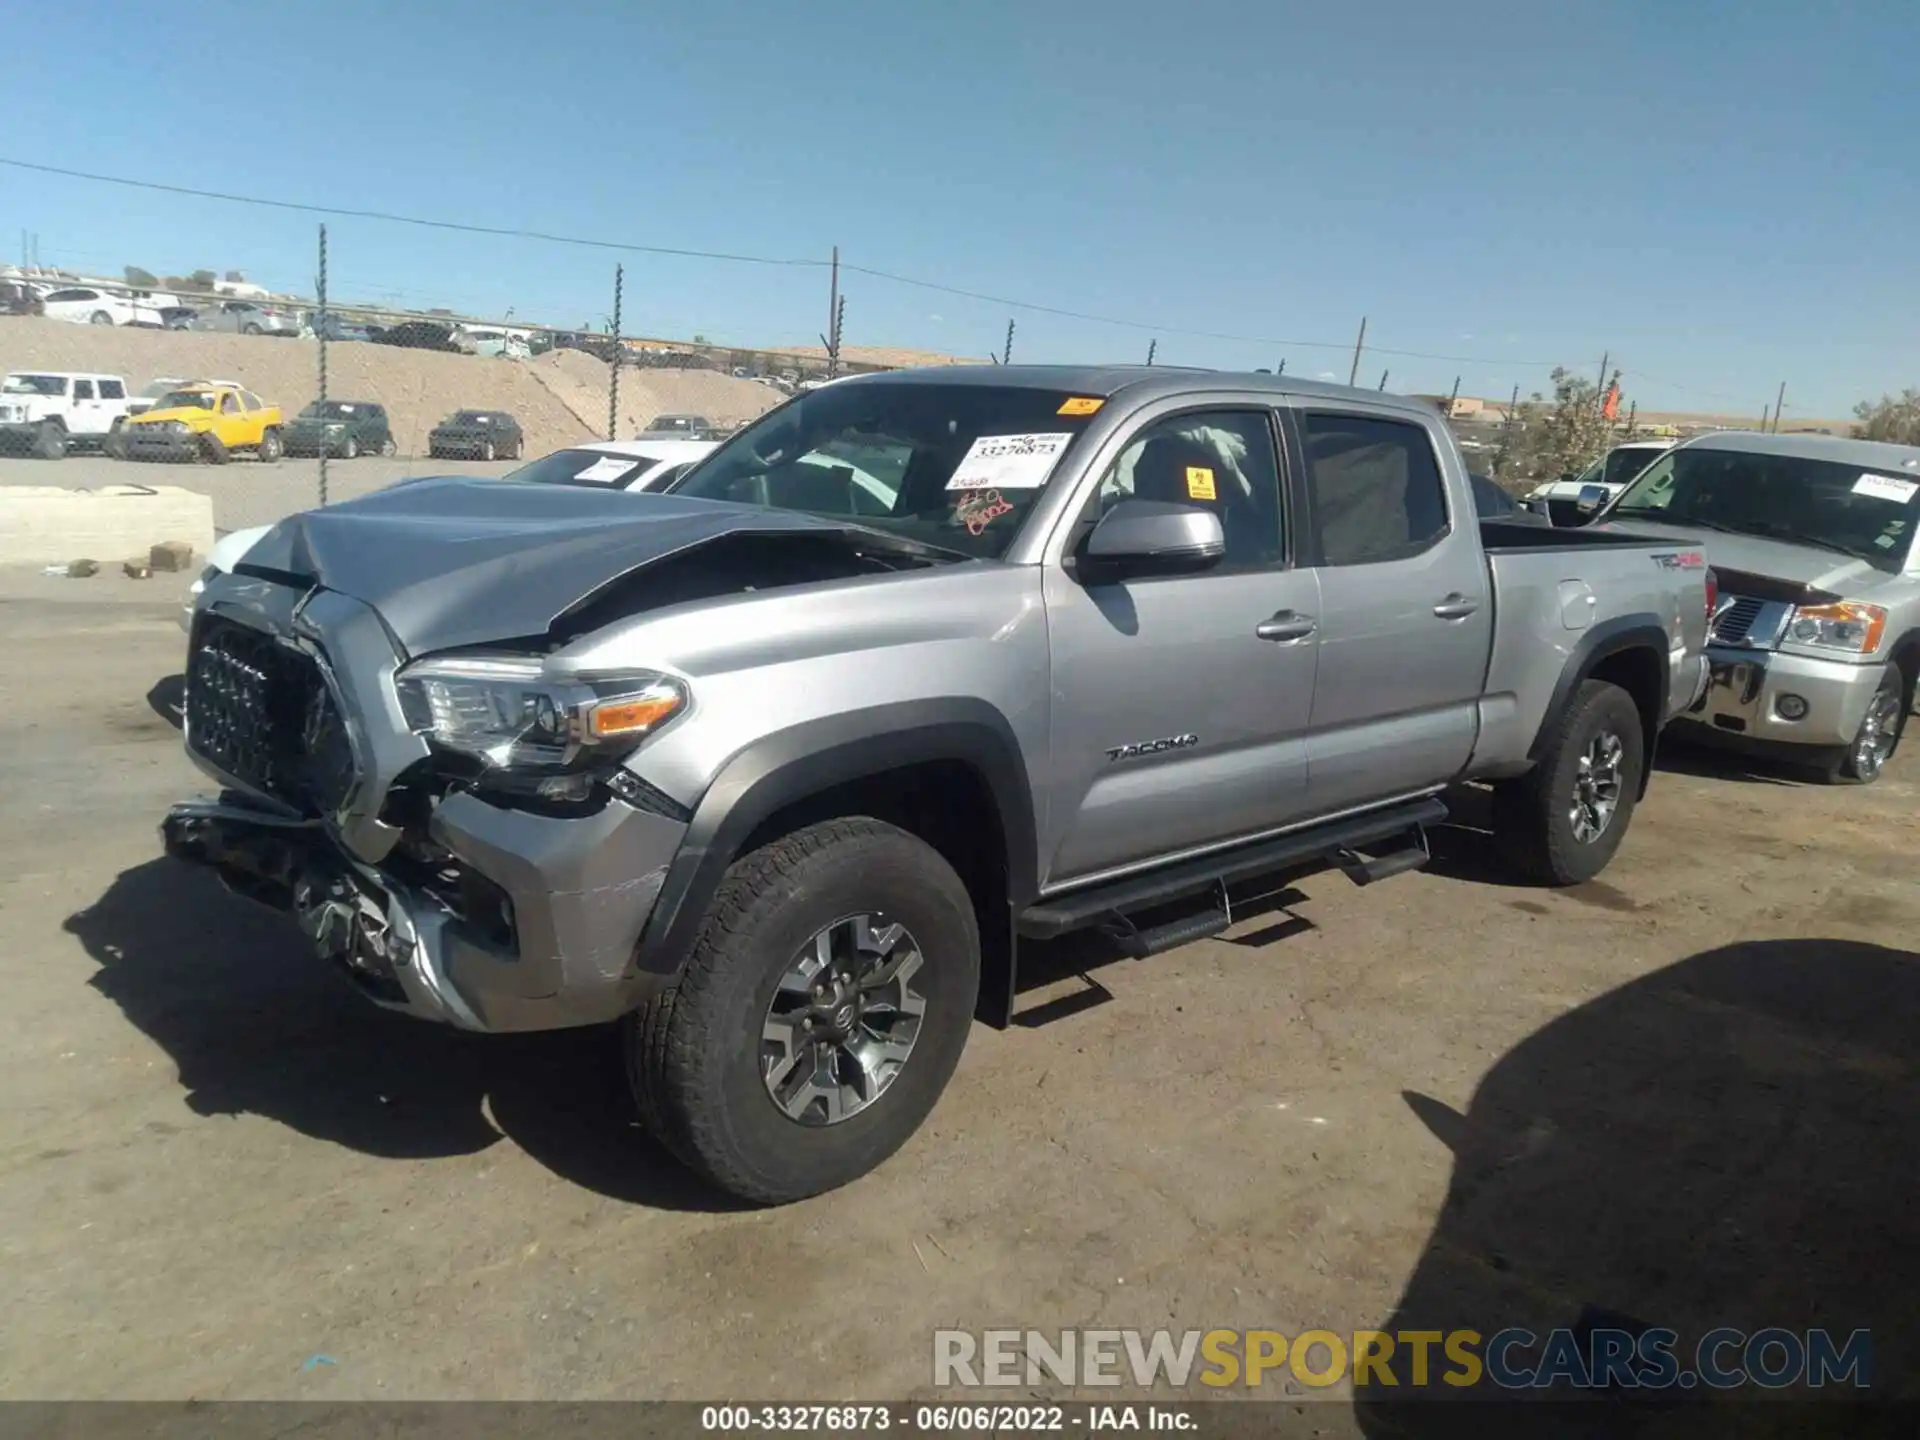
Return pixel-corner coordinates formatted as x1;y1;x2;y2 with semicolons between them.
1530;613;1672;798
632;697;1038;980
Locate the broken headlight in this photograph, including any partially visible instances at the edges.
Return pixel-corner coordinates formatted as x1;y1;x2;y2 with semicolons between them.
394;654;686;779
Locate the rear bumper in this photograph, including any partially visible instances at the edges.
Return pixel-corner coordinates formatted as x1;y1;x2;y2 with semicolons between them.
1672;645;1882;751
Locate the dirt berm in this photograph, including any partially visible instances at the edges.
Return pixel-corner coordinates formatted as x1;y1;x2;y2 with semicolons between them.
0;319;782;457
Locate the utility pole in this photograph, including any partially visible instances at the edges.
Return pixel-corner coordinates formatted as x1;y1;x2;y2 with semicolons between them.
820;293;846;379
825;245;839;380
1002;319;1014;366
1276;359;1286;376
1594;352;1610;411
1348;316;1367;387
1145;339;1157;366
1772;380;1787;433
1378;369;1390;391
1445;374;1461;417
1760;404;1771;432
1625;400;1638;436
607;264;624;440
316;224;329;506
1496;383;1521;477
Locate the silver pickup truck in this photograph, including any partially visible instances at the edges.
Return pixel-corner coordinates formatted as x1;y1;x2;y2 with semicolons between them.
164;366;1712;1202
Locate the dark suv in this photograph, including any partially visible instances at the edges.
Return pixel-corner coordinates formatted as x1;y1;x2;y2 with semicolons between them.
427;409;523;461
285;399;395;459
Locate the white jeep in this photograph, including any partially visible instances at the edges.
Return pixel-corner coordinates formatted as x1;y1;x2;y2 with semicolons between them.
0;372;136;459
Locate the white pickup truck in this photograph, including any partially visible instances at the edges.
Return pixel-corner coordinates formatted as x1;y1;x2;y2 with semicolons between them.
0;371;136;458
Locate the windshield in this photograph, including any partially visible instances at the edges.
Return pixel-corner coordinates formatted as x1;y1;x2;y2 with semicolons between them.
506;448;657;489
1576;446;1665;488
298;401;358;419
1612;447;1919;572
158;390;216;411
668;381;1101;559
2;374;67;396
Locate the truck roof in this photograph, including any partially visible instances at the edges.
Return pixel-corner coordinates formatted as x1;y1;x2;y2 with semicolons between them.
1679;429;1920;471
834;363;1444;424
3;370;127;381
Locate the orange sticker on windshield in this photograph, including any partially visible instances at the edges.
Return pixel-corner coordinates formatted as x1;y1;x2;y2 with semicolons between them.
1185;466;1217;501
1058;396;1104;416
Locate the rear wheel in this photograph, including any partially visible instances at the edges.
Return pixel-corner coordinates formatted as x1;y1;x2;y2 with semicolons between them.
1493;679;1644;885
1821;669;1904;784
34;421;67;460
627;817;979;1205
243;323;263;336
379;436;397;457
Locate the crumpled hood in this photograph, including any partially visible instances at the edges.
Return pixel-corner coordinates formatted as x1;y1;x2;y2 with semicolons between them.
237;475;924;655
127;403;214;427
1596;516;1888;594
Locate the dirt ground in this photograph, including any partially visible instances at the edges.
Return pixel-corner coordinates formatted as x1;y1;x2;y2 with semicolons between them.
0;574;1914;1423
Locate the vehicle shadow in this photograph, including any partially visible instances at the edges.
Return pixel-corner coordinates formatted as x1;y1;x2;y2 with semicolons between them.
65;856;749;1212
145;673;186;730
1654;732;1811;787
1353;938;1918;1435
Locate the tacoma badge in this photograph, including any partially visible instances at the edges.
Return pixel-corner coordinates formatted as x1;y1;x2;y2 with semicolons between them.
1105;733;1199;762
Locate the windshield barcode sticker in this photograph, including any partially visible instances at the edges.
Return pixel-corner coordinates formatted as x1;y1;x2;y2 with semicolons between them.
946;432;1074;490
1853;473;1919;504
575;456;641;483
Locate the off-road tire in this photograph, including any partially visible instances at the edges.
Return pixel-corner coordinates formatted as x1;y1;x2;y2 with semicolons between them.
257;428;284;463
103;421;127;460
627;817;980;1205
1492;679;1645;886
1820;668;1905;785
34;420;67;460
198;432;229;465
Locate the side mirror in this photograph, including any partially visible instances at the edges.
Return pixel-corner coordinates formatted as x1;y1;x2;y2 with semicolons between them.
1574;483;1608;515
1081;499;1225;578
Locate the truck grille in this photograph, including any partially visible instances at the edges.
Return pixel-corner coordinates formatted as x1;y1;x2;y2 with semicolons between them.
185;617;356;814
1710;596;1767;646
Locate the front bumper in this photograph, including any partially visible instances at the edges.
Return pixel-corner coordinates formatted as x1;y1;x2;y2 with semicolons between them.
1673;644;1884;751
123;428;203;460
165;582;691;1032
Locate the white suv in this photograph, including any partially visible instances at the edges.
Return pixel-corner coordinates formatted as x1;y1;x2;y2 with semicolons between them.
0;372;135;458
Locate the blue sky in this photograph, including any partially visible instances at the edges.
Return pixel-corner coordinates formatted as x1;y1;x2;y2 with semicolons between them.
2;0;1914;417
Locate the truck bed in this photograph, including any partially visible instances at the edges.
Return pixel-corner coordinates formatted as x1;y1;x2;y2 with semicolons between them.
1479;518;1704;552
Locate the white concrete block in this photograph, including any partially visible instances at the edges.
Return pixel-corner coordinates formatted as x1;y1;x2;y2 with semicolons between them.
0;485;215;566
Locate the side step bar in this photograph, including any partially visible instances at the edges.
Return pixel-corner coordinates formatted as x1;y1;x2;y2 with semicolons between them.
1017;796;1447;940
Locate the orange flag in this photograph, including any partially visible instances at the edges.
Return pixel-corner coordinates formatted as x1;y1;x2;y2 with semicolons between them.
1602;381;1622;421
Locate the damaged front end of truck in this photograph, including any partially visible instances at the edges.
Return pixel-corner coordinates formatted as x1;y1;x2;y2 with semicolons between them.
162;475;951;1032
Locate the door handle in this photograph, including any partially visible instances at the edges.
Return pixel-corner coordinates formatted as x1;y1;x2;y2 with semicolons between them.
1256;610;1317;643
1432;593;1480;620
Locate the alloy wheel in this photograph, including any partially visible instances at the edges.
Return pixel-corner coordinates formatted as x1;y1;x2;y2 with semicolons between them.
1851;687;1902;781
1569;728;1625;844
761;913;927;1126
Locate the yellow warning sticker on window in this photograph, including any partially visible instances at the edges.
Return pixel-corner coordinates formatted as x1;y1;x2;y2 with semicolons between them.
1186;466;1217;501
1058;396;1104;416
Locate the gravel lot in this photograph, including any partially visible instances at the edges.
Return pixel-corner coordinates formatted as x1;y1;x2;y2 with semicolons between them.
1;575;1914;1419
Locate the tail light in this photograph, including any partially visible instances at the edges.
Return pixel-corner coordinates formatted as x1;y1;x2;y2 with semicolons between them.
1704;567;1718;623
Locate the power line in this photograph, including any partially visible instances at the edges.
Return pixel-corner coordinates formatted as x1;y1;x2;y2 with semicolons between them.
0;157;824;270
0;154;1621;378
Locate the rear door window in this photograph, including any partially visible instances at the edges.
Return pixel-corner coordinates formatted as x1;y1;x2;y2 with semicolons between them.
1299;413;1452;566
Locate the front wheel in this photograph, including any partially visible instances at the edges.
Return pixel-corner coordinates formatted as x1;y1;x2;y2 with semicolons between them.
243;323;263;336
341;435;359;460
34;421;67;460
627;817;980;1205
1822;670;1905;784
481;438;496;462
90;310;113;325
1492;679;1645;885
257;428;284;463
